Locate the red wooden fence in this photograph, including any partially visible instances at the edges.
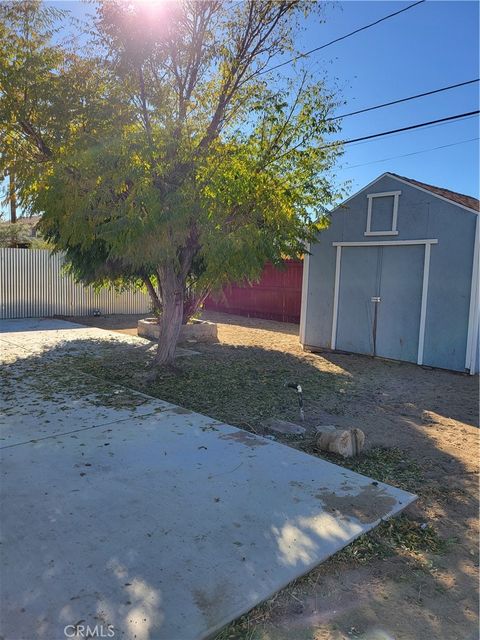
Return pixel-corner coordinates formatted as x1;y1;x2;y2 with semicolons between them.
204;260;303;323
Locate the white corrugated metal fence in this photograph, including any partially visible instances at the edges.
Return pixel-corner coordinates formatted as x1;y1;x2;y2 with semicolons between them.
0;249;151;319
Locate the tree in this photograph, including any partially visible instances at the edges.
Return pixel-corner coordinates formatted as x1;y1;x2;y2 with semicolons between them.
0;1;67;208
0;0;343;366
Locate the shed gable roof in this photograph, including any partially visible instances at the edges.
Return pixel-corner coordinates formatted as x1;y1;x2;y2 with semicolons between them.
388;173;479;212
335;172;479;214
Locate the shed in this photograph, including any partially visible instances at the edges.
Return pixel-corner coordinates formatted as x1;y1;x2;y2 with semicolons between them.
300;173;479;373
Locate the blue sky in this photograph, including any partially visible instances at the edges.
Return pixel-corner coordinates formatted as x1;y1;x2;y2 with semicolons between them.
52;0;479;201
299;1;479;199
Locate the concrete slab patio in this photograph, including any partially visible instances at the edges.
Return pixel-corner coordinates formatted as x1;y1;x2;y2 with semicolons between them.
0;317;200;358
0;319;416;640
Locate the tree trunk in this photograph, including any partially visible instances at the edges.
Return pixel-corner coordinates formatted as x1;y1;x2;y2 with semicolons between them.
154;267;185;367
142;275;162;314
9;170;17;224
182;286;210;324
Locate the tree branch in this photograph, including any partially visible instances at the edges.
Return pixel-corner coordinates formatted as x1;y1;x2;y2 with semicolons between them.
142;275;162;311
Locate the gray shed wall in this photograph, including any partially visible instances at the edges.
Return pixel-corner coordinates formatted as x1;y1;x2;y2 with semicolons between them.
301;175;477;372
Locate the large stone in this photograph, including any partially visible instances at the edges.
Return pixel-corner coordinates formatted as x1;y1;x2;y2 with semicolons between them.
263;417;306;436
315;425;365;457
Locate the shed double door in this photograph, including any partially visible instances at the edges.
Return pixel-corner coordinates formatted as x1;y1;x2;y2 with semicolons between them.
335;245;424;363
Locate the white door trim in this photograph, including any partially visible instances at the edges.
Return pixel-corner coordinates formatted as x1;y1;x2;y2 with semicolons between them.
333;239;438;247
330;245;342;349
299;244;311;345
465;215;479;372
330;239;436;363
417;242;432;365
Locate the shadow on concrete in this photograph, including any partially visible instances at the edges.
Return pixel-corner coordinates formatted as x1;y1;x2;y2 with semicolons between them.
1;333;478;640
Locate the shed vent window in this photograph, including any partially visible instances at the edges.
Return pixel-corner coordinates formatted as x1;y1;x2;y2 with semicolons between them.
365;191;401;236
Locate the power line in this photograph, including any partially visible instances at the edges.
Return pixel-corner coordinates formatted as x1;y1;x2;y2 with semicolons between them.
344;113;479;149
319;110;480;150
327;79;480;121
343;137;479;169
259;0;425;76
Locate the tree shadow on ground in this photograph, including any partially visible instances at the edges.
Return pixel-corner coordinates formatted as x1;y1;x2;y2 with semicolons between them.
313;348;478;428
57;313;148;333
1;333;478;640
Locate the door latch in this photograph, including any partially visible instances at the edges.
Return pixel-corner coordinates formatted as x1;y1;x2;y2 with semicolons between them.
371;296;381;303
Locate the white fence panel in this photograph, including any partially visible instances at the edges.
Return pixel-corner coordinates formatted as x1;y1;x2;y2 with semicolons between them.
0;248;151;319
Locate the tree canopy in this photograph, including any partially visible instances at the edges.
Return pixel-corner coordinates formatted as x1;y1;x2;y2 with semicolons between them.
0;0;343;365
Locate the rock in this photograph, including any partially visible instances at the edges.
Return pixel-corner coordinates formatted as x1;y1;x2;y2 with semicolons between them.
262;418;306;436
315;425;365;457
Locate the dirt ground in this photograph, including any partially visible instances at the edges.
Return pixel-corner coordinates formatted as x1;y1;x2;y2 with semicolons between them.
59;313;143;336
63;311;479;640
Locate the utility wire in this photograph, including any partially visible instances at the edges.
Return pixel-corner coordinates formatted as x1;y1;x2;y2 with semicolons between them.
343;113;479;149
319;110;480;150
327;79;480;121
343;137;479;169
259;0;426;76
